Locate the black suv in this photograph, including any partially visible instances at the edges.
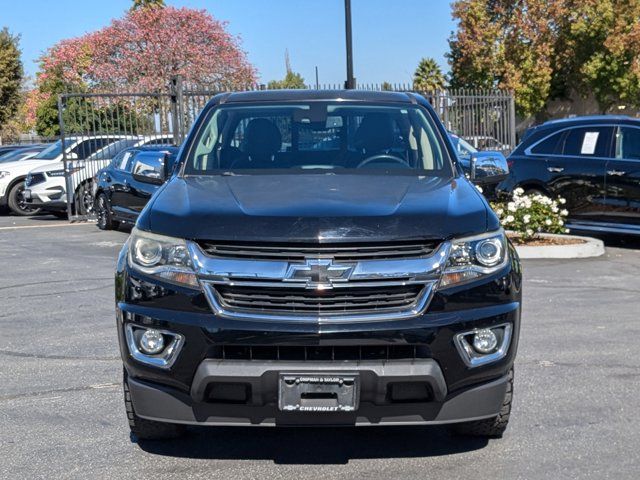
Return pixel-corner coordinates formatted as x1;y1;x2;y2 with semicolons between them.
94;146;179;230
116;90;521;440
500;115;640;234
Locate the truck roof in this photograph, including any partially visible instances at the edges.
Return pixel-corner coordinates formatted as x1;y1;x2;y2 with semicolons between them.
222;89;417;104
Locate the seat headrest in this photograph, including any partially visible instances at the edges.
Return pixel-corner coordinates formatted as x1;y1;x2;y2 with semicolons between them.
354;114;396;154
243;118;282;158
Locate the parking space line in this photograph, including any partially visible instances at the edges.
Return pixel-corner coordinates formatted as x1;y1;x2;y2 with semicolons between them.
0;222;94;231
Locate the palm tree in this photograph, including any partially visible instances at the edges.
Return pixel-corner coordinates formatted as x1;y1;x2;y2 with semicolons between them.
413;57;446;92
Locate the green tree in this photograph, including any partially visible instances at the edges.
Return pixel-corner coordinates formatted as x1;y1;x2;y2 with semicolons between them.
448;0;640;116
381;81;393;91
131;0;165;10
267;50;306;89
267;71;306;89
552;0;640;112
447;0;561;117
34;64;149;137
413;58;446;92
0;28;23;130
34;64;70;137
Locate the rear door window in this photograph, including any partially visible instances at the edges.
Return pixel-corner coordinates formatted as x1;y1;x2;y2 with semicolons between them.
530;131;564;155
561;127;613;157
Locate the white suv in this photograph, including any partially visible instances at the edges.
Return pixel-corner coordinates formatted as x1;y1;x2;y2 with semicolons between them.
25;135;174;217
0;145;64;216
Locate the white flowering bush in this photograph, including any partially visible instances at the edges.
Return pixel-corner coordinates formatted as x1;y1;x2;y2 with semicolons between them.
491;188;569;241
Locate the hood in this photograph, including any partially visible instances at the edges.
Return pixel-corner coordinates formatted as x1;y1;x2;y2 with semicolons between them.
140;173;495;243
27;160;64;174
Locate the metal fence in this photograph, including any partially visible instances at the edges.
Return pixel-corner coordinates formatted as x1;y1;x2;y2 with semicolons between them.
57;80;515;220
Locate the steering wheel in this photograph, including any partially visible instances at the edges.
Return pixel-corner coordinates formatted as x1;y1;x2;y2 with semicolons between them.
357;153;411;169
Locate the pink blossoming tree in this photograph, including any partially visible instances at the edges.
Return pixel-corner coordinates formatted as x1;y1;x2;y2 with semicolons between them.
30;6;256;134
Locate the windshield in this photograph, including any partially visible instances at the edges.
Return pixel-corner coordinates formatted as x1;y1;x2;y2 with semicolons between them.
184;102;452;176
33;139;71;160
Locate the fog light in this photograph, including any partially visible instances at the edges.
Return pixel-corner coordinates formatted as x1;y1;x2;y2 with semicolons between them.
139;329;165;354
454;323;512;368
472;329;498;353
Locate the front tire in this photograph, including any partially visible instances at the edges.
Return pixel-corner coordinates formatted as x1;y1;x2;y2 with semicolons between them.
123;370;185;440
449;368;513;438
7;182;40;216
76;181;95;216
96;193;119;230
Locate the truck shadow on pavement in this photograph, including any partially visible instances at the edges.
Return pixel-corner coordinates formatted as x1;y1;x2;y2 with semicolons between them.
135;425;489;464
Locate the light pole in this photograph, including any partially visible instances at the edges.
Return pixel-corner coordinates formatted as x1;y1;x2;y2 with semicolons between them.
344;0;356;89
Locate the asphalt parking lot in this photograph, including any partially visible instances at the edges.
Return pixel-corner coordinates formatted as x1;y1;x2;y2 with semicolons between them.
1;215;639;480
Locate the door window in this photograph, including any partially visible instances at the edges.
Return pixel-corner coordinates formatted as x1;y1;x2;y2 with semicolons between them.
561;127;613;157
616;127;640;160
530;131;564;155
70;138;117;159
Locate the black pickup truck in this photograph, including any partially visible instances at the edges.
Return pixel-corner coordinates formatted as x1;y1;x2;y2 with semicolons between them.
116;90;521;440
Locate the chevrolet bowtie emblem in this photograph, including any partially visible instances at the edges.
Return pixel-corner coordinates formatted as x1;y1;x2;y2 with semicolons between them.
284;259;355;289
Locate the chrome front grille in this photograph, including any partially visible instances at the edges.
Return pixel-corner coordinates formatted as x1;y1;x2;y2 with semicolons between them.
214;284;425;315
196;241;439;262
188;239;450;324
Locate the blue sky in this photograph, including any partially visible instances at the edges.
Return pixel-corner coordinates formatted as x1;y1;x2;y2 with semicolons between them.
5;0;456;86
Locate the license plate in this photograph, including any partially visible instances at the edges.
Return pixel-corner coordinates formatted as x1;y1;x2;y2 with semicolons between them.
22;189;31;200
279;374;359;412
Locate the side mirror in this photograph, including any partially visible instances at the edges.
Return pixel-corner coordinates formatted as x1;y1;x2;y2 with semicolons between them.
132;155;165;185
470;151;509;185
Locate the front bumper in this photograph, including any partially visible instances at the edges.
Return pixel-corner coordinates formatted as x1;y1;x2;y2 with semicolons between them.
24;193;67;211
128;360;510;426
25;176;67;210
0;178;10;206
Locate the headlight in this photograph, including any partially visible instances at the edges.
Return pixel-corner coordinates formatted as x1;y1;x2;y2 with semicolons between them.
0;171;10;179
128;227;198;287
440;230;508;288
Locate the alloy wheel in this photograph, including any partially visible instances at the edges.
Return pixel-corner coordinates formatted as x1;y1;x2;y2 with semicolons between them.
15;186;39;215
97;196;107;229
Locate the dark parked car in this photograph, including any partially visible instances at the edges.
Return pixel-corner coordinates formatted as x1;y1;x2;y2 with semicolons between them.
94;146;179;230
448;132;507;199
500;115;640;234
116;90;520;440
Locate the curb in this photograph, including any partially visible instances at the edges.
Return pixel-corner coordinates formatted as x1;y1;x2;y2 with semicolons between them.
511;233;605;259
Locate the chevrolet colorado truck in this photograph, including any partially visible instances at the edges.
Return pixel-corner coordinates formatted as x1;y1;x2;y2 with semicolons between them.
116;90;521;440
